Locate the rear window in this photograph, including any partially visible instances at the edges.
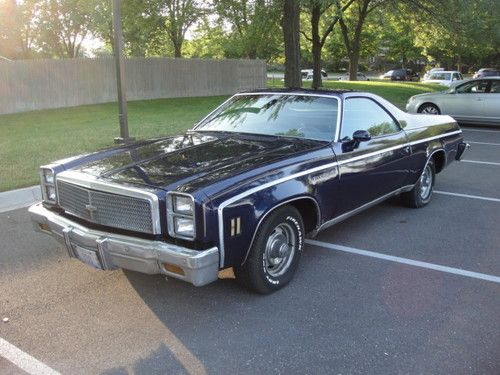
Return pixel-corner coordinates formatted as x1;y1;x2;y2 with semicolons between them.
429;72;451;80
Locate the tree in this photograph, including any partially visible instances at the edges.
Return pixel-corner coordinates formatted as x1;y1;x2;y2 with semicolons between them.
213;0;282;60
337;0;387;80
152;0;206;57
302;0;354;88
0;0;41;59
282;0;301;88
37;0;101;58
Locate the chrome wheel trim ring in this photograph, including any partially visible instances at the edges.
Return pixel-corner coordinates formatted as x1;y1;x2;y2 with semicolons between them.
264;222;296;278
419;164;433;200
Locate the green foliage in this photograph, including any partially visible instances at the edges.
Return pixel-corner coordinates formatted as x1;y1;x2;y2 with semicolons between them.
212;0;283;61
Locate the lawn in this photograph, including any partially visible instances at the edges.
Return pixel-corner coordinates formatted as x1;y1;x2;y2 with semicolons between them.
0;96;227;192
0;80;443;192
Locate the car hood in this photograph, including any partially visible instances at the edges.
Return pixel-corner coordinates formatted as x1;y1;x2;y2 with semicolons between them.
70;132;325;192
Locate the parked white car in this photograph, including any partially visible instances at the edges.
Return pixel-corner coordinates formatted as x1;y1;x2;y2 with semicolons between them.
301;69;328;80
422;71;464;86
423;67;445;81
338;72;370;81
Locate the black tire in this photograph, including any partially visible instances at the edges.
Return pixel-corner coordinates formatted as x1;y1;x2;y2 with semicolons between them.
418;103;440;115
401;159;436;208
234;206;304;294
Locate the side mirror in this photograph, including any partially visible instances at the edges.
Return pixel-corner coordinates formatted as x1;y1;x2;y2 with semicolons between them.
352;130;371;143
342;130;371;152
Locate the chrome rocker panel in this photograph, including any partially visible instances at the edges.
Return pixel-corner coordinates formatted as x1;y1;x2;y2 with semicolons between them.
28;203;219;286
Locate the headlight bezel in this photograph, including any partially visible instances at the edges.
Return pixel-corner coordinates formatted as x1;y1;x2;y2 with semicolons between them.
39;166;58;204
167;192;196;240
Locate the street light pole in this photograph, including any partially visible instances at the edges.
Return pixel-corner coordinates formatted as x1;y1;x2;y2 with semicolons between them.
112;0;133;143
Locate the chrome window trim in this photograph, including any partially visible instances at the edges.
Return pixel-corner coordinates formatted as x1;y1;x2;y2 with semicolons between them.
166;191;196;241
193;92;342;143
55;170;162;235
339;95;403;140
216;129;462;267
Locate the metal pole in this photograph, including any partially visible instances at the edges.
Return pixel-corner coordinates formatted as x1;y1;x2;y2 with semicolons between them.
112;0;133;143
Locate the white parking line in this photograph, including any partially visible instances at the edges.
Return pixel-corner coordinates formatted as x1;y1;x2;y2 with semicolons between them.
461;160;500;166
461;128;499;133
468;141;500;146
305;239;500;284
434;190;500;203
0;337;61;375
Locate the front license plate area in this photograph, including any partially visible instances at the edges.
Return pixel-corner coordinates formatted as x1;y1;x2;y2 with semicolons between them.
73;244;103;270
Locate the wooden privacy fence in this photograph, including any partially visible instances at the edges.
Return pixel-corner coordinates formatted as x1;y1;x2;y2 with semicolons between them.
0;57;267;115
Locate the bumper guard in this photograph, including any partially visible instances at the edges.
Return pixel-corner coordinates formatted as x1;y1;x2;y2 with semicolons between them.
28;203;219;286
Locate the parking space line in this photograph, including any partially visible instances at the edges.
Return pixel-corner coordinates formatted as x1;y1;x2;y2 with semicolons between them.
461;160;500;166
305;239;500;284
434;190;500;203
468;141;500;146
0;337;61;375
461;128;499;133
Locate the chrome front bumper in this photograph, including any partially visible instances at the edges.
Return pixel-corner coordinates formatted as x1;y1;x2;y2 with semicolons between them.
28;203;220;286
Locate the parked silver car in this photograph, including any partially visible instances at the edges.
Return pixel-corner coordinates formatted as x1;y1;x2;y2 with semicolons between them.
406;77;500;125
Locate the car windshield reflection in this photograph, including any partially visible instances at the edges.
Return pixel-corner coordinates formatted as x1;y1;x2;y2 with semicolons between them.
196;94;338;141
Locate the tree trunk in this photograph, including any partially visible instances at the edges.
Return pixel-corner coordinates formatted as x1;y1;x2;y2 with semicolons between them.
174;42;182;58
311;4;322;89
282;0;301;88
348;50;360;81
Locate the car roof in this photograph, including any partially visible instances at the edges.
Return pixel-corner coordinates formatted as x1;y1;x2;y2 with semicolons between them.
241;88;353;97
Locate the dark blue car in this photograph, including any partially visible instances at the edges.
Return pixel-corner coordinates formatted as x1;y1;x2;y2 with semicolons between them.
29;89;468;293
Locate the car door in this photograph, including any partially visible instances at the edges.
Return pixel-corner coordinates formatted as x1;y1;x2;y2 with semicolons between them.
331;96;411;215
441;80;489;121
481;80;500;122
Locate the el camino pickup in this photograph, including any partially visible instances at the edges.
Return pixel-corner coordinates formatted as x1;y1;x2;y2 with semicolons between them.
29;89;468;293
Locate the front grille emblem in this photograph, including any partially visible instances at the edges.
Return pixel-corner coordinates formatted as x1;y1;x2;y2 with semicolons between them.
85;204;97;213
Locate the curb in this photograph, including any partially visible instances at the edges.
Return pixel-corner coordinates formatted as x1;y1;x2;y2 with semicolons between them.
0;185;41;214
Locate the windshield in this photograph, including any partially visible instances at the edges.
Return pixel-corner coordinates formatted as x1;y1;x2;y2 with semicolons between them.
195;94;339;141
429;72;451;80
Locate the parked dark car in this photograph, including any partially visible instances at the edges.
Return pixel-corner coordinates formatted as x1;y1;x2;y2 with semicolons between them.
473;68;500;79
30;89;467;294
380;68;420;81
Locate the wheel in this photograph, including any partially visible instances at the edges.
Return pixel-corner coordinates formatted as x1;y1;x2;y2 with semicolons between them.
401;159;436;208
418;103;440;115
234;206;304;294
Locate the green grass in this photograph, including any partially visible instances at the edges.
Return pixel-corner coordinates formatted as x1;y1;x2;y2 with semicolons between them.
0;79;444;191
268;78;444;108
0;96;227;191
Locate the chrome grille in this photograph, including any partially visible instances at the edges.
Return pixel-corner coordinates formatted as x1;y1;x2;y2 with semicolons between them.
57;180;154;234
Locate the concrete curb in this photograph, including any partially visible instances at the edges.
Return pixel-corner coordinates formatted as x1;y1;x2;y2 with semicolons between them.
0;185;41;214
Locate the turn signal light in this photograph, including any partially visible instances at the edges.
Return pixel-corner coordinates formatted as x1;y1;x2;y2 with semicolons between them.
164;263;185;276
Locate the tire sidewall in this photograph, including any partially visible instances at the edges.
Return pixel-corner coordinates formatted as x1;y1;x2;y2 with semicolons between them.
416;160;435;206
255;208;304;291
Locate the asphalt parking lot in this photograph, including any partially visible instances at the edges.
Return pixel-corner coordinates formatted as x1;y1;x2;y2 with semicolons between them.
1;126;499;375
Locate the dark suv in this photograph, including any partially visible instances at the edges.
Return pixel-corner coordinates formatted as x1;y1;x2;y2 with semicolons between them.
381;68;420;81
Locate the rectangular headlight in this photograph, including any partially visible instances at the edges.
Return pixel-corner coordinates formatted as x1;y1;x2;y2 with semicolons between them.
167;193;196;240
43;169;54;184
173;217;194;238
40;167;57;204
173;195;193;215
45;185;56;202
